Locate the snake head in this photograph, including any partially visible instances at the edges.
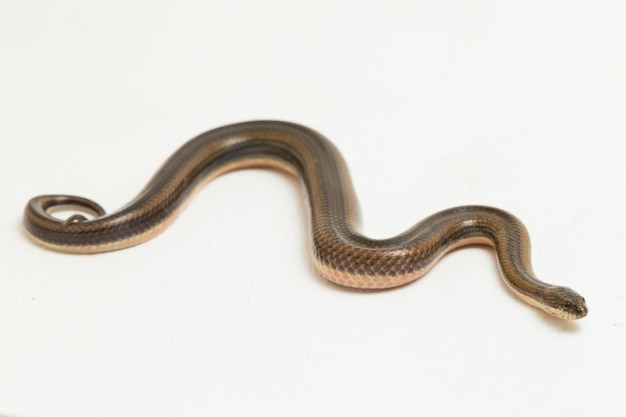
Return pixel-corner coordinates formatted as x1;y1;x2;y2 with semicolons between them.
541;286;588;320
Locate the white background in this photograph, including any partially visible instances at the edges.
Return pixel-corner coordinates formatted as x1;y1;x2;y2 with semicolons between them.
1;1;625;416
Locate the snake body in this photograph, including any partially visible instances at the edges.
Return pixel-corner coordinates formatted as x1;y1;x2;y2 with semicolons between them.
23;121;587;320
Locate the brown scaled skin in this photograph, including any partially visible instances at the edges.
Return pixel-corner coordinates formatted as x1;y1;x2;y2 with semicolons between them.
23;121;588;320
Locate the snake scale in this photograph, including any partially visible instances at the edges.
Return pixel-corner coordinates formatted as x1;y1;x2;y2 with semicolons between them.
23;121;588;320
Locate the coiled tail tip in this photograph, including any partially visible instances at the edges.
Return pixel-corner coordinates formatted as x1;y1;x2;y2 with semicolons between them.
23;195;108;252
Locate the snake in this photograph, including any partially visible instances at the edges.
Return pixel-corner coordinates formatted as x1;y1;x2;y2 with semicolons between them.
23;120;587;320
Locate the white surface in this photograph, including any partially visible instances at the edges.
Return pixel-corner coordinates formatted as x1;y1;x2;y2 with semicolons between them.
1;1;624;416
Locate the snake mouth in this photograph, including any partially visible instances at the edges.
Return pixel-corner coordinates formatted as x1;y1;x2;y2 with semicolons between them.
566;301;588;320
545;305;587;320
